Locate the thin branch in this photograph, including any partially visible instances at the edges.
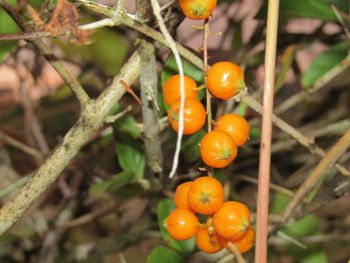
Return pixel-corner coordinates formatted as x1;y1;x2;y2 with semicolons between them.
80;18;119;30
57;203;120;229
279;128;350;225
255;1;280;262
332;5;350;40
150;0;185;179
234;174;302;200
0;174;32;199
203;20;212;132
269;233;350;245
0;0;91;108
105;105;132;123
0;31;52;40
243;95;350;176
275;51;350;114
0;130;43;159
226;242;247;263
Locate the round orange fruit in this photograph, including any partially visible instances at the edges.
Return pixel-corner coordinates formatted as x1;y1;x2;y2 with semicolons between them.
162;74;198;106
213;201;250;239
174;181;195;212
164;208;199;241
214;114;250;147
188;176;224;215
220;226;255;253
167;99;206;134
178;0;217;20
207;61;245;99
200;130;238;168
196;226;223;253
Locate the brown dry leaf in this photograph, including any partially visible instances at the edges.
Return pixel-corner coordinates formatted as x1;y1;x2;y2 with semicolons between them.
27;0;89;45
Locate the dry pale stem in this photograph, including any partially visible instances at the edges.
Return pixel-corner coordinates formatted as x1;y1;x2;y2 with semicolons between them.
280;128;350;225
227;242;247;263
0;131;43;159
255;0;280;262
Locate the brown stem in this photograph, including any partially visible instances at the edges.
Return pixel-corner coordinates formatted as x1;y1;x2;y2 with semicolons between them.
279;128;350;225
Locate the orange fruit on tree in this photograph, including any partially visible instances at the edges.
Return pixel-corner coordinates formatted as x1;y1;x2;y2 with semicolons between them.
167;99;206;134
188;176;224;214
196;226;223;254
200;130;238;168
162;74;198;106
207;61;245;99
178;0;217;20
214;113;250;147
220;226;255;254
213;201;250;239
164;208;199;241
174;181;195;212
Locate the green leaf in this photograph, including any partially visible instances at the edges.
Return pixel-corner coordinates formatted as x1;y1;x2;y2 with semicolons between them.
161;55;204;85
114;132;145;179
301;250;327;263
90;29;129;76
283;214;320;237
157;199;195;254
271;192;291;214
29;0;46;8
181;129;206;162
147;246;184;263
256;0;347;21
301;42;350;87
90;171;136;196
55;27;129;76
0;1;20;62
90;180;112;196
114;114;141;138
249;127;261;140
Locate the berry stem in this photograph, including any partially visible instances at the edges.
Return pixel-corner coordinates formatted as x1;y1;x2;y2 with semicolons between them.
226;242;247;263
203;19;212;132
202;18;215;178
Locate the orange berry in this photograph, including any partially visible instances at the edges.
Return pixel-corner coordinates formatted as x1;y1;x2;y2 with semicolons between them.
214;114;250;147
174;182;195;212
188;176;224;215
200;130;238;168
207;61;245;99
178;0;217;20
167;99;206;135
164;208;199;241
196;226;223;254
220;226;255;254
213;201;250;239
162;74;198;106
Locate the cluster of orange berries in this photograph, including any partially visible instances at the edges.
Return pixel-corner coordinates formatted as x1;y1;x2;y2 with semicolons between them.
162;0;254;255
164;176;255;254
162;61;250;168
